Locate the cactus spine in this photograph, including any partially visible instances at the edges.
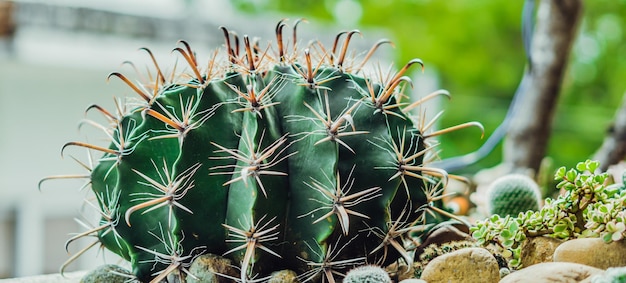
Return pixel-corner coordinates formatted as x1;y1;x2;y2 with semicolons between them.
53;20;482;282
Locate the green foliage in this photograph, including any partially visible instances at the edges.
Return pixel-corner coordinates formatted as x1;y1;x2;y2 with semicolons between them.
472;160;626;268
487;174;542;217
230;0;626;172
343;265;391;283
58;20;479;282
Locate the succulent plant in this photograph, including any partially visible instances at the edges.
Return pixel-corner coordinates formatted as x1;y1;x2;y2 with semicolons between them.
472;160;626;268
486;174;542;217
47;20;483;282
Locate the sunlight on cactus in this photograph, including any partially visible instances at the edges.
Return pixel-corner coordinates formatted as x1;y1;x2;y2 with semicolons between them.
44;19;484;282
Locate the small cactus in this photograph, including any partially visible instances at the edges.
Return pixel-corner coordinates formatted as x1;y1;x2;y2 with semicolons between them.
47;19;483;282
80;264;137;283
344;265;391;283
487;174;542;217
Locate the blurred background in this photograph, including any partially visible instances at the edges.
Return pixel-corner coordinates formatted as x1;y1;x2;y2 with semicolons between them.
0;0;624;279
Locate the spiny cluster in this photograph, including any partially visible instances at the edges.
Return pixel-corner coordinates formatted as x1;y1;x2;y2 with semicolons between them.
43;19;483;283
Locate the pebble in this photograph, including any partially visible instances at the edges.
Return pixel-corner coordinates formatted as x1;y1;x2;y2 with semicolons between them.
419;247;499;283
415;220;473;256
268;270;300;283
552;238;626;269
186;254;238;283
499;262;603;283
520;236;563;267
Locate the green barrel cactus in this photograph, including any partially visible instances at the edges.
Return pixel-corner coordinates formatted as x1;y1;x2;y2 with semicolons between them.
51;20;482;282
487;174;542;217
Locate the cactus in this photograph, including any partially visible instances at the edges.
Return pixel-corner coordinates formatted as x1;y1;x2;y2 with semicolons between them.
49;20;483;282
81;264;137;283
343;265;391;283
487;174;542;217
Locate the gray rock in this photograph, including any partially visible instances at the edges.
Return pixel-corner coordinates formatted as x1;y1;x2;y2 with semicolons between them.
386;262;414;281
268;270;300;283
520;236;563;267
553;238;626;269
420;247;499;283
186;254;238;283
415;220;473;256
500;262;603;283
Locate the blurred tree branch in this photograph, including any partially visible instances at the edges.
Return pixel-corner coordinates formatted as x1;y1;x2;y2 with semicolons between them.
593;93;626;171
503;0;582;173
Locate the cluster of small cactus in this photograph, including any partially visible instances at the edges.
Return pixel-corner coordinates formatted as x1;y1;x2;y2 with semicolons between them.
486;174;542;217
48;20;483;282
343;265;391;283
472;160;626;268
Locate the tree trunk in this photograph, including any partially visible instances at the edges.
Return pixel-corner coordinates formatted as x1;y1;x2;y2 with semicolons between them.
503;0;582;174
592;93;626;171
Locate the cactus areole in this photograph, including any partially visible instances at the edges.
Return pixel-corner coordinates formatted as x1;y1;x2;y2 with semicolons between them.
56;20;482;282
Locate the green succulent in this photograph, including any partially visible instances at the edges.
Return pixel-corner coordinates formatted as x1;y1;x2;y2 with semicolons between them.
48;20;483;282
472;160;626;268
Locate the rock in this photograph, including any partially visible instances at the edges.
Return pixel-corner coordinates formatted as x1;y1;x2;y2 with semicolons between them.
81;264;137;283
399;280;427;283
385;263;414;281
268;270;300;283
553;238;626;269
167;269;185;283
415;220;473;256
520;236;563;267
586;266;626;283
186;254;238;283
499;262;603;283
419;247;499;283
